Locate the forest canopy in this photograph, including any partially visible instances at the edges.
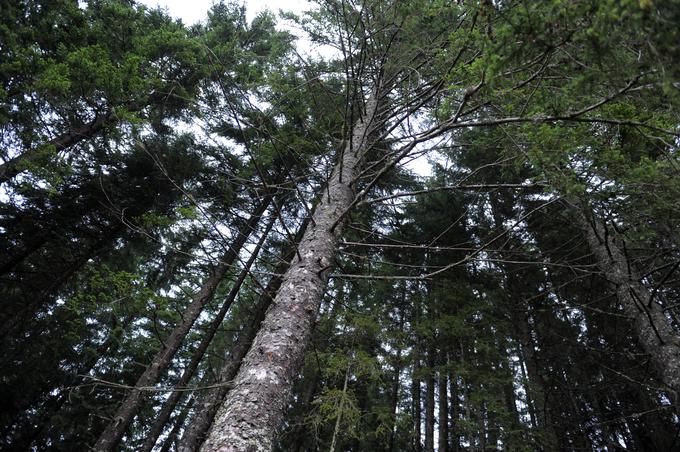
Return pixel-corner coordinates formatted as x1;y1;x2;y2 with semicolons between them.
1;0;680;451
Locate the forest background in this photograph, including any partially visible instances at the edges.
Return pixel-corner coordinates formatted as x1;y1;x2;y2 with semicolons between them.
1;0;680;450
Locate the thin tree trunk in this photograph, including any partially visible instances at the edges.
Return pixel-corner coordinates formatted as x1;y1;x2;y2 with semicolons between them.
515;342;537;430
502;360;522;445
412;290;423;452
575;207;680;404
159;395;196;452
424;346;435;452
448;352;460;452
178;218;311;452
388;306;405;452
0;113;113;184
93;197;271;451
290;370;320;452
199;91;379;451
328;362;351;452
477;403;487;451
140;214;275;452
438;355;448;452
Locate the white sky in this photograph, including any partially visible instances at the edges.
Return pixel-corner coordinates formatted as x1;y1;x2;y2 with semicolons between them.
137;0;432;177
138;0;313;24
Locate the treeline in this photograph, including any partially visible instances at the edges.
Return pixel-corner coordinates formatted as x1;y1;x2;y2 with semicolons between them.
1;1;679;451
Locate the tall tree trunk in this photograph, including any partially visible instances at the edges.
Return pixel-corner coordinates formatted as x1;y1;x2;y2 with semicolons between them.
438;352;448;452
412;289;423;452
502;359;523;446
575;206;680;404
7;311;135;449
289;370;320;452
0;112;113;184
140;214;275;452
424;345;435;452
178;218;310;452
159;395;196;452
388;306;405;452
93;197;272;451
199;91;379;451
448;352;460;452
177;271;278;452
328;362;351;452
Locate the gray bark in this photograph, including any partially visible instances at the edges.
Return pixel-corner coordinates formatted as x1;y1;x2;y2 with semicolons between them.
448;354;460;452
199;92;379;451
438;355;448;452
575;207;680;404
159;395;196;452
412;293;423;452
424;347;435;452
0;113;113;184
139;214;275;452
92;198;271;452
178;218;310;452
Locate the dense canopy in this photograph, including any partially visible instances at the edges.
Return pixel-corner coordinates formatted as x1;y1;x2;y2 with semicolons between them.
1;0;680;450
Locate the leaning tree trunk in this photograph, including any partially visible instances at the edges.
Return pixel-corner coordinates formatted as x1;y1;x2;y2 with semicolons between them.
139;214;276;452
177;275;276;452
93;197;271;452
574;206;680;404
178;218;311;452
0;113;113;184
159;395;196;452
199;91;379;451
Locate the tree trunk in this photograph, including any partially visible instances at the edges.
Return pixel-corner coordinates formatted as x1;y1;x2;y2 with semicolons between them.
412;292;423;452
424;346;435;452
93;197;271;451
388;307;405;452
328;362;351;452
575;207;680;404
140;214;275;452
438;355;448;452
159;395;196;452
448;352;460;452
0;113;113;184
178;218;310;452
289;370;320;452
199;91;379;451
177;271;278;452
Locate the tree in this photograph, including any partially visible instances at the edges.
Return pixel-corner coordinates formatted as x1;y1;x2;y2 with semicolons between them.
2;1;680;450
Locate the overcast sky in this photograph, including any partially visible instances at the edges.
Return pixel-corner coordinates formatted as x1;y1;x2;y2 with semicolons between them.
136;0;432;176
138;0;312;24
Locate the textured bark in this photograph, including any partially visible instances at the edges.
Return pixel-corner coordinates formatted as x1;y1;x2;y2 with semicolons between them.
93;198;271;452
328;364;351;452
412;304;423;452
140;214;275;452
199;92;379;451
289;370;320;452
177;218;309;452
0;113;113;184
575;208;680;404
159;396;196;452
388;308;405;452
448;356;460;452
177;290;271;452
424;347;435;452
438;357;448;452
